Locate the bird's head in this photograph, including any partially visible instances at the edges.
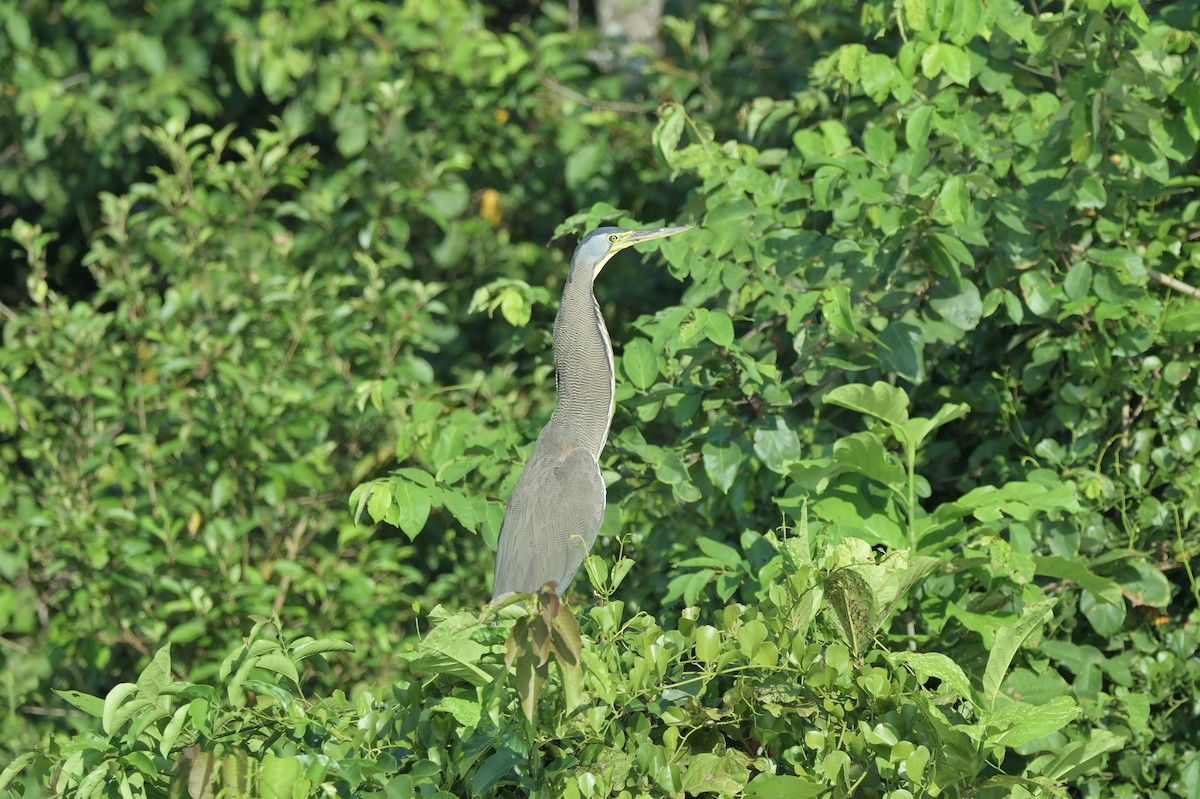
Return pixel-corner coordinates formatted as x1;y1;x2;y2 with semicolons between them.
572;225;692;281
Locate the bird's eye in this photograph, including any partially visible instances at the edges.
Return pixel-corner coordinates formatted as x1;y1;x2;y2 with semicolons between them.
608;234;619;243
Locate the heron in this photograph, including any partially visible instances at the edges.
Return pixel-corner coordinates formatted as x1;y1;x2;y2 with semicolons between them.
491;225;692;599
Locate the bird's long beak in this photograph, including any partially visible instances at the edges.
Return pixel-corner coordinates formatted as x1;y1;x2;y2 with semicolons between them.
617;225;693;250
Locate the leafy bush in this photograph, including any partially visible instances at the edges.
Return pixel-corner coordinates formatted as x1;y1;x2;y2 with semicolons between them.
3;0;1199;797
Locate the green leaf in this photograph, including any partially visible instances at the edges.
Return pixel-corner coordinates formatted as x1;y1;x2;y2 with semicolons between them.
159;705;191;757
470;748;524;795
680;752;751;796
824;381;910;427
704;308;735;347
253;652;300;684
622;336;659;390
946;0;983;44
888;651;975;702
983;598;1057;710
1079;589;1126;636
988;696;1080;747
0;754;37;792
694;625;721;662
291;638;356;660
905;105;935;150
832;432;906;490
655;105;686;165
260;754;303;799
929;278;982;331
894;403;970;454
1034;555;1122;606
1039;729;1126;781
698;536;743;570
878;321;925;384
921;42;972;86
937;175;969;225
102;683;140;735
1077;175;1107;209
1064;261;1092;300
366;482;393;524
388;479;432;540
737;620;769;658
55;689;106;718
137;646;172;696
702;441;740;493
860;54;898;102
1115;559;1172;607
753;418;800;474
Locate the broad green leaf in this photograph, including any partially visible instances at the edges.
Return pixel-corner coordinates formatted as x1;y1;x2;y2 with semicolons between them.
988;696;1079;747
655;105;686;165
1034;555;1122;606
470;748;525;795
702;441;741;493
894;403;970;453
137;645;172;696
823;567;875;656
653;450;690;486
937;174;969;225
1080;589;1126;636
888;651;974;702
260;754;303;799
291;638;356;660
906;105;934;149
160;704;191;757
55;689;106;718
860;54;898;102
832;432;906;490
694;625;721;662
1115;559;1172;607
410;608;494;686
983;598;1057;710
680;752;751;796
622;336;659;390
252;652;299;683
364;482;392;524
697;536;743;570
0;754;38;792
824;381;909;427
878;321;925;384
1077;175;1107;209
1040;729;1126;781
903;0;927;32
820;284;859;338
946;0;983;44
929;278;983;331
1064;261;1092;300
388;479;432;540
737;620;768;658
704;308;735;347
753;418;800;474
102;683;140;735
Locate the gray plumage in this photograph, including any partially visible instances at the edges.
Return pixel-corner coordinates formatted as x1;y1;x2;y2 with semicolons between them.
491;225;690;598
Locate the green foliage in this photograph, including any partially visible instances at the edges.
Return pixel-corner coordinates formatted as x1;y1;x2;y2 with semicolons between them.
3;0;1200;796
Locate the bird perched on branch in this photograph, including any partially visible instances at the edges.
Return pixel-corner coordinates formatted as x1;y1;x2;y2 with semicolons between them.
491;225;691;599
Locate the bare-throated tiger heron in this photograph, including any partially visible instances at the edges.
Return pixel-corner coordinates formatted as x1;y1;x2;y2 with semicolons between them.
491;225;692;599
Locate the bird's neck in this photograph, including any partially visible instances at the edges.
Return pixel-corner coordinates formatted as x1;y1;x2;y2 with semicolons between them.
550;278;615;459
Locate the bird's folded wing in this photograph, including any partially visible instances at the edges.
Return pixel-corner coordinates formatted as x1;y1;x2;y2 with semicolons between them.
492;446;606;597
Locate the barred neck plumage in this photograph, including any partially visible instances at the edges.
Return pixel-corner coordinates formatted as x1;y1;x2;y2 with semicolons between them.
548;273;614;459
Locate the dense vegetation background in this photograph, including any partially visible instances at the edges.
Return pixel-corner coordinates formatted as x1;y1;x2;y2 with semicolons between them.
2;0;1199;796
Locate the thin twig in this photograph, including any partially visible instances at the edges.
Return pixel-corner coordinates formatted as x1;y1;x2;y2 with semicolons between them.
1148;268;1200;300
537;73;645;115
0;382;30;431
